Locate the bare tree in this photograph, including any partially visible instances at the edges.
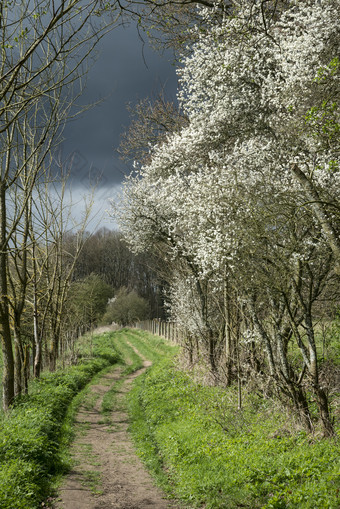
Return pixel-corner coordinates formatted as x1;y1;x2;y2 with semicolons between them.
0;0;120;410
119;93;188;165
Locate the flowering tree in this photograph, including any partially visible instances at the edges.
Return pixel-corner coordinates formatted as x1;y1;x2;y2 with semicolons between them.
115;0;339;434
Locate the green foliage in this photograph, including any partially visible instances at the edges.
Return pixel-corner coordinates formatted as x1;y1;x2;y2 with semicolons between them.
0;342;119;508
68;273;113;328
315;57;340;82
305;100;339;142
129;360;340;509
93;344;120;364
0;459;44;509
102;287;150;326
76;330;122;365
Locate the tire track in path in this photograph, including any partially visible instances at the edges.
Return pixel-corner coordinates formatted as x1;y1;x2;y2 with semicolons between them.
53;347;178;509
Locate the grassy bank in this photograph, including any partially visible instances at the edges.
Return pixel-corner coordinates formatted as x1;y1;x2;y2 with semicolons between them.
0;333;120;509
129;357;340;509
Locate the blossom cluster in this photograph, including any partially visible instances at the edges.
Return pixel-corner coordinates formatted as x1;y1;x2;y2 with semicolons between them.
112;0;339;336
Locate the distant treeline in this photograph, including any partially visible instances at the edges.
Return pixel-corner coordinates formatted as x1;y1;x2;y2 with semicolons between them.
72;228;166;319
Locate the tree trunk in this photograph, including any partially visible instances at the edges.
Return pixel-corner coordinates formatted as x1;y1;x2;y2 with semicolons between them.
34;338;42;378
314;386;334;437
32;243;44;378
290;382;313;433
0;318;15;411
304;313;335;436
23;345;30;394
224;277;232;385
291;164;340;274
49;331;59;372
14;332;24;397
208;328;217;373
0;183;15;410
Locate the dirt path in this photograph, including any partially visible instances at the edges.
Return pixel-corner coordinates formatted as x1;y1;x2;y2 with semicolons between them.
53;355;177;509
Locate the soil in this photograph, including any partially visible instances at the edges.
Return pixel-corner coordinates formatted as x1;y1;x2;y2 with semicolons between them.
52;342;178;509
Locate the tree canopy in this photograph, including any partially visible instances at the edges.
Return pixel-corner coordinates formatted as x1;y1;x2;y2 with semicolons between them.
114;0;340;436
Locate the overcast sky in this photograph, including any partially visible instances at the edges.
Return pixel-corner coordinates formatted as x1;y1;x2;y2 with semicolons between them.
59;23;178;230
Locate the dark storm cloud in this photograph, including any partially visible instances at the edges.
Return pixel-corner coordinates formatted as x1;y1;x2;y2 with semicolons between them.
61;23;178;189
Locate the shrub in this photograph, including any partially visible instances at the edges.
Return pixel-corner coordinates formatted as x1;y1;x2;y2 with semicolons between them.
102;287;150;326
0;459;44;509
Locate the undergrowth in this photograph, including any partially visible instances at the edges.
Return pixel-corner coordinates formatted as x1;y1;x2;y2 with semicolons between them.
0;334;120;509
128;358;340;509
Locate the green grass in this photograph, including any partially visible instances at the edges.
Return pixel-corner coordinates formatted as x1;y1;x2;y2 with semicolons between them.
99;328;178;420
100;378;125;423
2;325;337;508
108;329;145;373
81;469;103;495
0;327;168;509
0;335;120;509
124;328;179;362
128;358;340;509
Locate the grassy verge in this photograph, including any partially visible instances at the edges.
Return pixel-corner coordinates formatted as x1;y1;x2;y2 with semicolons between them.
128;358;340;509
124;329;178;362
0;334;120;509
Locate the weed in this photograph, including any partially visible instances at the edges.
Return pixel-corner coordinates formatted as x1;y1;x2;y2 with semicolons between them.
81;469;103;495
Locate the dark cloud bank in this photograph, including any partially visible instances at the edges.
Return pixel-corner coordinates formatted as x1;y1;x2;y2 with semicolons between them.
61;23;178;196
